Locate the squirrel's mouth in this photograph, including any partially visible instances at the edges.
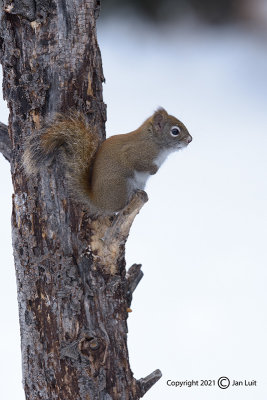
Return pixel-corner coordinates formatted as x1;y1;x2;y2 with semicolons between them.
177;140;191;149
180;134;193;147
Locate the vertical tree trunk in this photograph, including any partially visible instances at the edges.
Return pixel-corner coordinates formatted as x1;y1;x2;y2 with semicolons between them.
0;1;161;399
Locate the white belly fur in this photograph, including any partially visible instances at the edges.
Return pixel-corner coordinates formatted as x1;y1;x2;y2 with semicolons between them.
129;149;173;192
154;148;173;167
130;171;150;191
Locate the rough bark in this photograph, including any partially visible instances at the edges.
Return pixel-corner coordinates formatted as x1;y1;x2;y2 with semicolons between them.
0;1;161;399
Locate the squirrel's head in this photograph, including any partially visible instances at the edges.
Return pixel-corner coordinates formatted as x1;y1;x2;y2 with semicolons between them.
151;107;192;150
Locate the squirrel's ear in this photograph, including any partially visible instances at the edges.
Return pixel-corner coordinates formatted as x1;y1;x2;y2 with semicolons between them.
152;107;168;132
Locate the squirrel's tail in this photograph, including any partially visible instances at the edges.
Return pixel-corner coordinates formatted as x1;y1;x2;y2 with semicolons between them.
23;112;100;205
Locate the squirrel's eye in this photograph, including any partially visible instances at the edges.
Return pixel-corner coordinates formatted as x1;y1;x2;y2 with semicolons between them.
170;126;181;137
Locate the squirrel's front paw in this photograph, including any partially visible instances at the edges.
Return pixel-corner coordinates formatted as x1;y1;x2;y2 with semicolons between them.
134;189;148;202
150;164;159;175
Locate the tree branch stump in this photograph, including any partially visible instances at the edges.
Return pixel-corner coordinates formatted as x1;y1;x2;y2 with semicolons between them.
0;122;12;162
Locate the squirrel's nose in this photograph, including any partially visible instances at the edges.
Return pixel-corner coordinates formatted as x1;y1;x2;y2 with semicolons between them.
186;135;192;144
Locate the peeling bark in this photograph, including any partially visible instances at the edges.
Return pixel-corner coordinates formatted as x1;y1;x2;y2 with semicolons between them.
0;0;161;399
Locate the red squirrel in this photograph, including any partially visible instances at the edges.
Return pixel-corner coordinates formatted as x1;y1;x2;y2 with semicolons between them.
23;108;192;214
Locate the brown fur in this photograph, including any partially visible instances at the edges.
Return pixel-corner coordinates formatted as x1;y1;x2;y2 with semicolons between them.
23;108;192;214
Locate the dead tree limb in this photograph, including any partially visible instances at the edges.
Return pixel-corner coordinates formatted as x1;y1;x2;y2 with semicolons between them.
0;122;12;162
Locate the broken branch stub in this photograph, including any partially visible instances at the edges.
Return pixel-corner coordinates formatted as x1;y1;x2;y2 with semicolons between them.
126;264;144;307
90;190;148;275
137;369;163;397
0;122;12;162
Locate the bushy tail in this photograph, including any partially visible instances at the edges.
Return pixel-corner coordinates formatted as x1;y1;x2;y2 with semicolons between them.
23;112;101;205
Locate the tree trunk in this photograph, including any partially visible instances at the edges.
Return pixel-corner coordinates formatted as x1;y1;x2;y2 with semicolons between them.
0;1;161;399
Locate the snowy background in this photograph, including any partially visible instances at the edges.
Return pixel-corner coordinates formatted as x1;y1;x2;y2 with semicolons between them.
1;7;267;400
